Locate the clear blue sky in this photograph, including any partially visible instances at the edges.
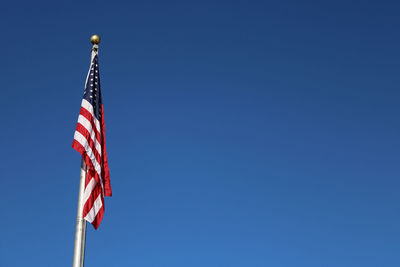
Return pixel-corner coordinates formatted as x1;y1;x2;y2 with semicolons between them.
0;1;399;266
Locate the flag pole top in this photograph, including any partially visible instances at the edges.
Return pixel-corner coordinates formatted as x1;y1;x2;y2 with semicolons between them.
90;34;101;45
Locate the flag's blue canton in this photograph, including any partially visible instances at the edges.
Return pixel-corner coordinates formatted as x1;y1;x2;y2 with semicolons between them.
83;55;102;121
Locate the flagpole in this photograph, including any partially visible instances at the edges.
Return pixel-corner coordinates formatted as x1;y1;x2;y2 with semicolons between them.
72;160;88;267
72;35;101;267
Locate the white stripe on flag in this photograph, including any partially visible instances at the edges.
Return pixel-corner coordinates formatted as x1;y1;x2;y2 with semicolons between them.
77;114;102;156
83;178;97;204
84;193;103;223
73;131;102;176
81;99;101;133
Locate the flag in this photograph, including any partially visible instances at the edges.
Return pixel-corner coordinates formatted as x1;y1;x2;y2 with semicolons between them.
72;51;112;229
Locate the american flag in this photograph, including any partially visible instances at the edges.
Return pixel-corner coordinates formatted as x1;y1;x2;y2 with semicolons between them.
72;51;112;229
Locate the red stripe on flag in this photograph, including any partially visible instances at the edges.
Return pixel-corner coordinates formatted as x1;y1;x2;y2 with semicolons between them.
100;105;112;197
75;123;102;164
82;172;105;230
72;140;102;185
79;107;102;143
91;202;105;230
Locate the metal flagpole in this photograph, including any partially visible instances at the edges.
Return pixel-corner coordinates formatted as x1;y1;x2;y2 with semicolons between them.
72;35;101;267
72;160;88;267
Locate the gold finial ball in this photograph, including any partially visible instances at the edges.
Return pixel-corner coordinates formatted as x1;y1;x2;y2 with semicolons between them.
90;34;101;45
